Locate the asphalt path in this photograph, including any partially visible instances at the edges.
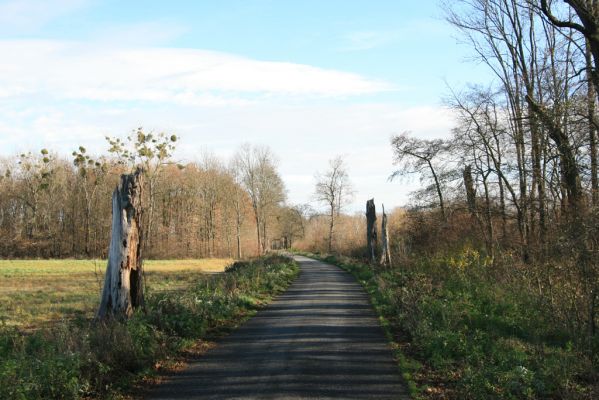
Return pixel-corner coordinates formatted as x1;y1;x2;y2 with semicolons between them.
146;255;409;400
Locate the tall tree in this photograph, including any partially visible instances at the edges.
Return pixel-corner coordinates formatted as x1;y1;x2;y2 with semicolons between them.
390;132;448;220
228;162;249;259
540;1;599;207
314;156;354;253
540;0;599;97
233;144;286;254
277;205;307;249
72;147;108;256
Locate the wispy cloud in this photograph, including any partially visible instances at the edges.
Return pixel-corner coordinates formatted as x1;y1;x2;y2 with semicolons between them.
0;96;453;211
339;19;452;52
91;21;190;47
340;30;400;51
0;0;88;33
0;40;393;106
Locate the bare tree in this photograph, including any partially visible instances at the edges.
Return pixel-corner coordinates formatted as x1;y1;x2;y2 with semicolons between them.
277;205;306;249
540;1;599;94
390;132;448;220
539;1;599;206
314;156;354;253
227;162;249;259
233;144;286;254
72;147;108;256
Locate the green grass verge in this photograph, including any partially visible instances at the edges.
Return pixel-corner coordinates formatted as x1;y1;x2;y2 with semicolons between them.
0;254;298;399
297;251;595;400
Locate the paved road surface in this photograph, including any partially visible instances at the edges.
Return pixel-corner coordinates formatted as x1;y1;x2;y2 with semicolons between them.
146;255;409;399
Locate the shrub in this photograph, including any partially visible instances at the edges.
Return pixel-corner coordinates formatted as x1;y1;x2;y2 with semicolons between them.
303;251;596;399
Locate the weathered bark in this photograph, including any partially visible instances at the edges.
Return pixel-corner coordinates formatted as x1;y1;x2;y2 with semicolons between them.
236;216;242;259
328;205;335;253
481;172;495;259
366;199;377;263
97;169;144;319
253;209;263;255
527;95;582;210
463;165;477;215
380;204;391;267
587;40;599;206
428;160;446;221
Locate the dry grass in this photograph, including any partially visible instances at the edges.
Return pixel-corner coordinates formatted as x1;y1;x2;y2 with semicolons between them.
0;258;233;328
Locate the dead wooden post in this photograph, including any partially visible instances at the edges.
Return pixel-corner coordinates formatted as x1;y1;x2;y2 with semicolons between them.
366;199;377;263
97;169;145;319
380;204;391;267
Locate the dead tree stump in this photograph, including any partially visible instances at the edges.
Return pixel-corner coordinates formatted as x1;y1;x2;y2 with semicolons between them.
380;204;391;267
366;199;377;263
97;169;144;319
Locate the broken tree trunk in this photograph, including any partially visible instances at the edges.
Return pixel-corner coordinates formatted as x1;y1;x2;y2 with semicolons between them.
380;204;391;267
97;169;145;319
366;199;377;263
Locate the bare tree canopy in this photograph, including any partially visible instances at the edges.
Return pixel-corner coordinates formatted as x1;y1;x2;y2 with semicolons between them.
233;144;286;254
314;155;354;253
390;132;448;220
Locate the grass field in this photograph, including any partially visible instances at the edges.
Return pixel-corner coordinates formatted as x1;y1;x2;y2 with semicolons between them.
0;259;233;328
0;255;298;399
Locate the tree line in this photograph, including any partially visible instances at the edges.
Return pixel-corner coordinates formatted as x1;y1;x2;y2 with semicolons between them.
0;130;368;263
0;131;298;259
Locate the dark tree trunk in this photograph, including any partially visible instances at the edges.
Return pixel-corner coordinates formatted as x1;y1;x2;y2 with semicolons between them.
482;173;494;259
463;165;476;215
236;215;242;259
254;210;262;255
587;40;599;206
97;169;144;319
428;160;445;221
328;206;335;253
527;95;582;211
366;199;377;263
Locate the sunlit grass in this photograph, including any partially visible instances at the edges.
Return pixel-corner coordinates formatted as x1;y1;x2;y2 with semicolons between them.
0;258;233;328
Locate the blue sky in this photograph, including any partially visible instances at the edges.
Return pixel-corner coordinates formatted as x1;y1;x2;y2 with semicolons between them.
0;0;491;211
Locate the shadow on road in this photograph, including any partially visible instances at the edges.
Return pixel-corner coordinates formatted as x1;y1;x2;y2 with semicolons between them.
146;256;409;400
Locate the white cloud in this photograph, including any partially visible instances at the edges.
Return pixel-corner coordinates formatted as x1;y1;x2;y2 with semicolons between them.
0;100;454;210
339;20;452;52
341;30;400;51
0;38;453;209
91;21;189;47
0;39;393;106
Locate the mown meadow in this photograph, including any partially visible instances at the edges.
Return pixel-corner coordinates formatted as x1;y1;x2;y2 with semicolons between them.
0;259;232;328
0;254;298;399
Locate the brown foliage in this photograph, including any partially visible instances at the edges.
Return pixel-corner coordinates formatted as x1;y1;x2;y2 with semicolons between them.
0;152;277;259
